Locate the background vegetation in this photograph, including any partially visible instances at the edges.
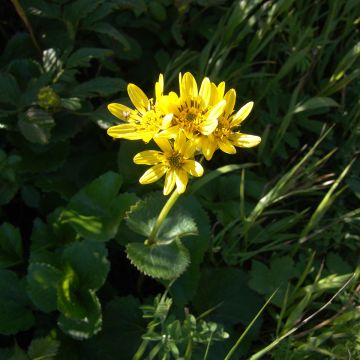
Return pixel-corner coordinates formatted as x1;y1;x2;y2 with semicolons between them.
0;0;359;359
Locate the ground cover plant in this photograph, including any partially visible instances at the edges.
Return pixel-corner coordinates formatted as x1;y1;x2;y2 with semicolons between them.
0;0;359;359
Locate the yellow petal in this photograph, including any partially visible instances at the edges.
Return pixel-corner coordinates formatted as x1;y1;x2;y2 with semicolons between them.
155;74;164;100
224;89;236;118
173;131;186;153
163;169;176;195
201;135;217;160
107;124;142;140
127;84;149;112
200;118;218;135
205;99;226;120
231;102;254;127
162;113;173;129
183;139;197;158
139;164;167;184
217;82;225;99
156;126;179;139
181;72;198;100
175;169;188;194
107;103;133;121
133;150;163;165
199;77;211;107
218;139;236;154
231;133;261;148
142;131;156;143
154;137;173;153
183;160;204;177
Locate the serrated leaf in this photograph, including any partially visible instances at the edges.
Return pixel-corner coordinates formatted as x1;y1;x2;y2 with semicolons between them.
58;289;102;340
0;269;34;335
62;240;109;290
28;337;60;360
66;48;113;69
0;223;22;268
60;172;137;241
126;192;198;243
57;265;88;320
294;97;339;113
70;77;126;98
126;240;190;280
27;263;62;313
18;108;55;144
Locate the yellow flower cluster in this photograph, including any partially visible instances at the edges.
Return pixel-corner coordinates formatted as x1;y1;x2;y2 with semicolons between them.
107;72;261;195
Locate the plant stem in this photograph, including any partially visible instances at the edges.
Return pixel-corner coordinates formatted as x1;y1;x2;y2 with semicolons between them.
147;190;181;245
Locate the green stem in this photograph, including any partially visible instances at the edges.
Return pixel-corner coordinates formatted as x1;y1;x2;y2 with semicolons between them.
147;190;181;245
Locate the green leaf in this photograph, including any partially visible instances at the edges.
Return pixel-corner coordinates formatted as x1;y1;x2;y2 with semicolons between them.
0;269;34;335
18;108;55;144
62;0;103;24
57;265;86;319
16;139;70;173
60;172;137;241
58;289;102;340
0;72;20;105
326;253;352;275
27;262;62;313
170;195;211;305
347;177;360;200
66;48;113;69
0;223;22;268
90;22;131;50
0;151;20;206
126;240;190;280
28;337;60;360
82;296;146;359
293;97;339;114
8;345;28;360
42;48;62;73
70;77;126;98
149;2;167;22
248;257;296;305
61;98;82;111
126;192;198;243
68;170;122;216
193;268;262;326
62;240;109;290
21;185;41;208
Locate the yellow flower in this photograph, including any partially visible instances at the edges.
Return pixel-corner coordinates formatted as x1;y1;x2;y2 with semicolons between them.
158;72;226;141
107;74;171;143
201;87;261;160
133;132;204;195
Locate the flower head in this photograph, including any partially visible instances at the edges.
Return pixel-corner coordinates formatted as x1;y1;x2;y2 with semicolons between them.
107;74;171;143
200;85;261;160
134;132;204;195
158;72;226;141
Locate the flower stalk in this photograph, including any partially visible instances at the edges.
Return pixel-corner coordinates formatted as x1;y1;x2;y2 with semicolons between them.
146;189;181;245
